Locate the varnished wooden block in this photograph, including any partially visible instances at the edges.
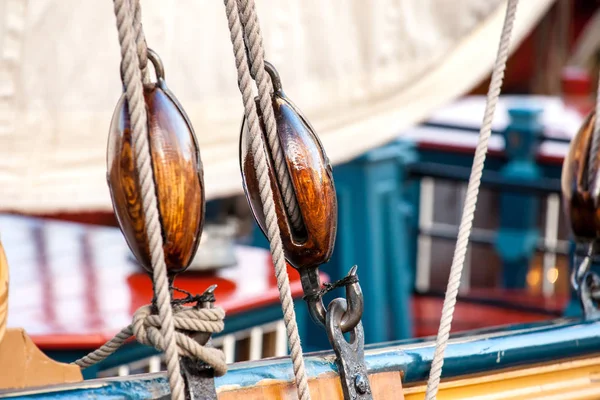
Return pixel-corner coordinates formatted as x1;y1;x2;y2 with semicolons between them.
561;111;598;239
107;84;204;274
241;90;337;270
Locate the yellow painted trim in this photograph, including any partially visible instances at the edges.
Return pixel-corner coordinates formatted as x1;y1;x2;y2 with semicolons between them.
404;355;600;400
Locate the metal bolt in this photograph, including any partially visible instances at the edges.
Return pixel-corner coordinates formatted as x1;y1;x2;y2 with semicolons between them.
354;374;368;394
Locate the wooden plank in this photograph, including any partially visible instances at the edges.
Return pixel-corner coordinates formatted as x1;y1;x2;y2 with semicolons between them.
217;371;404;400
0;329;82;390
404;355;600;399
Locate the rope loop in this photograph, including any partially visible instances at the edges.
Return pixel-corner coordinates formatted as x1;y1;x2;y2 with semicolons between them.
72;294;227;378
132;305;227;376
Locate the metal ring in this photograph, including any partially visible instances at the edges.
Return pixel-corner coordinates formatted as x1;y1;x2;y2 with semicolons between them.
146;48;165;82
264;61;283;92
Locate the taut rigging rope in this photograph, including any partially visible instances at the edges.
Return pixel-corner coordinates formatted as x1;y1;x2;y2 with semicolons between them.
109;1;185;397
223;0;311;398
424;1;519;398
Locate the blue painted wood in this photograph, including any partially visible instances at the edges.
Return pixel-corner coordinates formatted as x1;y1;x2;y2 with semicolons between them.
496;106;543;289
327;140;417;344
6;317;600;399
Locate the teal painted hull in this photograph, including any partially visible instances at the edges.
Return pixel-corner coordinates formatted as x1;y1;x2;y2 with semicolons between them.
2;317;599;399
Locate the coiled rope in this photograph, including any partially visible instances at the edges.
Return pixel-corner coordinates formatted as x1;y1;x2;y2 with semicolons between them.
424;1;519;398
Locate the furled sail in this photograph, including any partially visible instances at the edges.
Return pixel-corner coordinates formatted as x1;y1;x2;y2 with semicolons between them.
0;0;554;212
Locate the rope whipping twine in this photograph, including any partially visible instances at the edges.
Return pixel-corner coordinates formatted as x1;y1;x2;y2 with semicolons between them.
72;1;226;399
424;1;519;398
223;0;311;399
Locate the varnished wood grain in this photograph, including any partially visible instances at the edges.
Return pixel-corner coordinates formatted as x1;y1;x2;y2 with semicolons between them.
107;84;204;274
241;92;337;269
561;111;597;239
0;241;7;345
217;371;404;400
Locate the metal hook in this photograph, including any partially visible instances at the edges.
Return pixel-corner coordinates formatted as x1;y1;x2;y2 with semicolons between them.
339;266;364;333
302;265;364;333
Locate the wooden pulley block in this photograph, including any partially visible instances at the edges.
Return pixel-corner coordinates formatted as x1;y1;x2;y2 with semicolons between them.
107;50;204;275
240;62;337;269
561;111;600;239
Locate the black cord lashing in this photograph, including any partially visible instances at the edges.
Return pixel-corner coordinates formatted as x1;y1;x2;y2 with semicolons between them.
150;285;217;309
302;274;359;303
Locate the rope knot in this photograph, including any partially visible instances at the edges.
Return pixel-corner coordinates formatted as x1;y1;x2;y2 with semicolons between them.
131;303;228;376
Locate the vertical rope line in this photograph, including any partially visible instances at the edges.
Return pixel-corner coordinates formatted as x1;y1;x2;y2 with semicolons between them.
236;0;304;233
112;1;184;399
223;1;311;399
424;1;519;398
130;0;149;82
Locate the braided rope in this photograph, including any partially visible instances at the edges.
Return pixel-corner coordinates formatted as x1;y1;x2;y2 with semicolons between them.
224;0;311;399
112;1;183;398
424;1;519;398
236;0;303;232
130;0;149;83
74;306;227;376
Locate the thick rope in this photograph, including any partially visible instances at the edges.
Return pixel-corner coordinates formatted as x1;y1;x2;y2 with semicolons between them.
236;0;303;233
73;305;227;376
112;0;183;398
424;1;519;398
223;0;311;399
130;0;149;82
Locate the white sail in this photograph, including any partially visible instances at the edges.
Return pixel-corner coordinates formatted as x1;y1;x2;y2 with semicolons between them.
0;0;554;212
